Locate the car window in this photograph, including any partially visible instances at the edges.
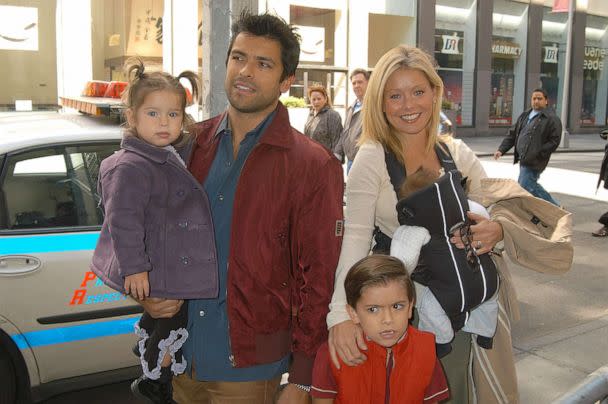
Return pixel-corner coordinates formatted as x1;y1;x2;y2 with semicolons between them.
1;143;119;231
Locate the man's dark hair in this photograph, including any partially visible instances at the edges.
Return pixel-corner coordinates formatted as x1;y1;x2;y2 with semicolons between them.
227;10;301;81
532;88;548;99
350;68;371;81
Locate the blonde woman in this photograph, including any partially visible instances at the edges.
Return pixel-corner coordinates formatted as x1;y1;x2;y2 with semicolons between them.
304;85;343;152
325;45;518;403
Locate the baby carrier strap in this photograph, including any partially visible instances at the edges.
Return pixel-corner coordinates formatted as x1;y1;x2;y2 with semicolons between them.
372;143;458;253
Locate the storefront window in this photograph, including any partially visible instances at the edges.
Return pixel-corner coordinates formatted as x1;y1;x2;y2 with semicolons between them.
91;0;166;83
0;2;57;110
290;5;347;105
435;0;476;127
1;1;203;114
490;0;528;127
580;14;608;127
541;7;567;114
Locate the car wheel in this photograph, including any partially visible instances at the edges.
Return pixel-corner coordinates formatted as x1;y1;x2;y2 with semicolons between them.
0;346;17;404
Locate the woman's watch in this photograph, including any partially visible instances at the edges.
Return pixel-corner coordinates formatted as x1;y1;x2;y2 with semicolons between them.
293;383;311;393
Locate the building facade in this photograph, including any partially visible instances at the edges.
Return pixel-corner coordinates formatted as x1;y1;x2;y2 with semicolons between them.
1;0;607;135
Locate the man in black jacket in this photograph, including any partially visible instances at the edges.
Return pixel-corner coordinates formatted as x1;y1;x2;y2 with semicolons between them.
494;88;561;206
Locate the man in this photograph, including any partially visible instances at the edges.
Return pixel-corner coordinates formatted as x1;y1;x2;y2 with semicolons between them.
141;11;344;403
333;68;370;172
494;88;561;206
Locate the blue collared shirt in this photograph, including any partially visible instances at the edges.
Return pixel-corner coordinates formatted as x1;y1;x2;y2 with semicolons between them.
183;111;289;381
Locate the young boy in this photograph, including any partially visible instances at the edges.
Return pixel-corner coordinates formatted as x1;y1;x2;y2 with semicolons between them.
311;255;449;403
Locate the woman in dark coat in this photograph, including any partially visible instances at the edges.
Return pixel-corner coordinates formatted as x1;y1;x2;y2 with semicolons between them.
304;85;343;152
593;129;608;237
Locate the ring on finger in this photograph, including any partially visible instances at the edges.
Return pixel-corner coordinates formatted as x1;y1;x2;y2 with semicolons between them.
476;240;482;249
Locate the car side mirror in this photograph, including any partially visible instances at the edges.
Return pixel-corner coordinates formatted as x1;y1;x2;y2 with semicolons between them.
600;129;608;140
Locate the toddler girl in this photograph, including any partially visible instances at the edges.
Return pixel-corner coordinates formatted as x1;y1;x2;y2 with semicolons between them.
91;59;217;403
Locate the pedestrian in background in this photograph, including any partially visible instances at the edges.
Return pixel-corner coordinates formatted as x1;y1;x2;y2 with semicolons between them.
494;88;562;206
304;85;343;152
333;68;370;173
593;128;608;237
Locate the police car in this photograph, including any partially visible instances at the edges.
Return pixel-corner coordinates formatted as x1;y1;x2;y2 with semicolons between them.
0;112;140;403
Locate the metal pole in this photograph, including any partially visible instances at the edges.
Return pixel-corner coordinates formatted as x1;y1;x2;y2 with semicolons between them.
559;0;575;148
554;366;608;403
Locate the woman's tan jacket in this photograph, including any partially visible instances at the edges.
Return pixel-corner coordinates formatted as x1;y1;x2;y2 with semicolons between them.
467;178;573;403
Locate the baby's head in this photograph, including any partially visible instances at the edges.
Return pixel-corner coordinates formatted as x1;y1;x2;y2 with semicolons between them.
399;167;440;200
345;255;415;348
122;58;199;148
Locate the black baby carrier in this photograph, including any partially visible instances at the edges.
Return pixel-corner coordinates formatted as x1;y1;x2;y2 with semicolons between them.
397;170;499;331
376;144;499;332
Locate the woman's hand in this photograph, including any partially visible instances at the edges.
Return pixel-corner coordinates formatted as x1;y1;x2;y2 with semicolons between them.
328;320;367;369
124;272;150;301
450;211;503;255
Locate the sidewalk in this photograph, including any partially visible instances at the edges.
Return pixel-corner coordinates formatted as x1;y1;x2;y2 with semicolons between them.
457;133;606;157
462;140;608;403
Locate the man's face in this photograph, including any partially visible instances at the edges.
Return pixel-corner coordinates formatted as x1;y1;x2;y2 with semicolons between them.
225;33;293;117
351;73;369;102
531;91;548;111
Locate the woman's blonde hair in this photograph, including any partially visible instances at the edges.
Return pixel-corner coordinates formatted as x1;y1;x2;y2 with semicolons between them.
360;45;444;163
307;85;331;108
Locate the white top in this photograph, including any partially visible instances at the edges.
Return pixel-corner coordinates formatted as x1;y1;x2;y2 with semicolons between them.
327;137;488;328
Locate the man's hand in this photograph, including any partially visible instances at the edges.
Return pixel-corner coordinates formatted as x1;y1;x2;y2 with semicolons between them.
493;151;503;160
277;383;311;404
124;272;149;301
328;320;367;369
138;297;183;319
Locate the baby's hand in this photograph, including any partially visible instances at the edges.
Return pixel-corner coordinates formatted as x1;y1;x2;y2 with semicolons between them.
124;272;150;301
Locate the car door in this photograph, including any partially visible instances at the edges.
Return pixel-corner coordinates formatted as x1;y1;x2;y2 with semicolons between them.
0;141;141;384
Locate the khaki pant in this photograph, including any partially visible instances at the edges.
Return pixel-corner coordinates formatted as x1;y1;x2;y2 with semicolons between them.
172;370;281;404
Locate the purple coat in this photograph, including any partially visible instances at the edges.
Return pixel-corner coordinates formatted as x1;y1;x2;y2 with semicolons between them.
91;135;218;299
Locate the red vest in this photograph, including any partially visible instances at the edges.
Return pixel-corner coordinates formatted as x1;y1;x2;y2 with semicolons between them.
332;326;436;404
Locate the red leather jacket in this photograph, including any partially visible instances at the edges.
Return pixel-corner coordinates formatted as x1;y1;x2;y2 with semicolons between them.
189;103;344;385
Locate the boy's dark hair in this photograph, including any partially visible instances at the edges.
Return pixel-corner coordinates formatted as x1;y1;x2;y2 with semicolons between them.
345;255;415;308
122;57;199;146
532;87;548;99
350;68;371;81
399;167;439;199
227;10;301;81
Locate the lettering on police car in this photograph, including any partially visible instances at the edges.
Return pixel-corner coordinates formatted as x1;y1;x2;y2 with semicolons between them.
69;271;127;305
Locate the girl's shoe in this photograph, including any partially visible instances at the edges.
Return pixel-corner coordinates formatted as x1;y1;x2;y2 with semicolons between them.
592;226;608;237
131;376;176;404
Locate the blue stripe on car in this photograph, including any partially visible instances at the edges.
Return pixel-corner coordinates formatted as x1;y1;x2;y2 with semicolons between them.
11;317;139;349
0;233;100;255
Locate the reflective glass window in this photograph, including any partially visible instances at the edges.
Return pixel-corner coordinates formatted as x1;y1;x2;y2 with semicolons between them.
580;14;608;127
435;0;477;127
490;0;528;127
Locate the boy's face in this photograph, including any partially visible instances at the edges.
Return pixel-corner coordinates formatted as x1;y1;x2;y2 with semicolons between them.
347;281;413;348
